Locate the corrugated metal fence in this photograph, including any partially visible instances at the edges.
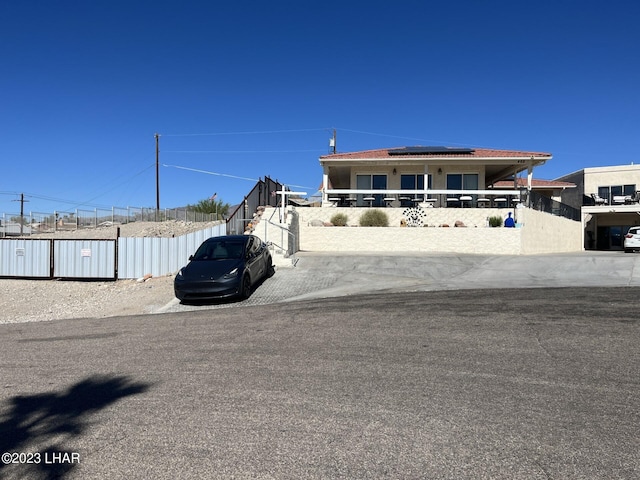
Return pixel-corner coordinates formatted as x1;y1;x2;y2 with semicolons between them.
117;224;225;279
0;239;52;277
0;224;226;280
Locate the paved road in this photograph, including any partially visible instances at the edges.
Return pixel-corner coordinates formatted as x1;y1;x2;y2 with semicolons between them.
1;264;638;478
0;287;640;479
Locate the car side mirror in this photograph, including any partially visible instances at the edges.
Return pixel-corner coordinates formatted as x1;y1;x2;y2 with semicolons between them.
188;255;194;261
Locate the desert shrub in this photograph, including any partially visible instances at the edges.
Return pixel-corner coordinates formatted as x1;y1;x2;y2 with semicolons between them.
488;215;503;227
359;209;389;227
330;212;348;226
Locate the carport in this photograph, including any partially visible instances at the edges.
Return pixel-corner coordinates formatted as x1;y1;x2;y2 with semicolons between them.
582;204;640;250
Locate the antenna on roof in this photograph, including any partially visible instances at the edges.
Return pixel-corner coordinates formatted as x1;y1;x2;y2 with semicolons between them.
328;128;336;154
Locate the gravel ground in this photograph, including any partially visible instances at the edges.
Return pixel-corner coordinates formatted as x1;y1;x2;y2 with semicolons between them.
25;219;221;239
0;276;176;324
0;221;218;324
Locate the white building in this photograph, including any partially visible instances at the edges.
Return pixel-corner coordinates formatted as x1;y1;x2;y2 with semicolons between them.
555;165;640;250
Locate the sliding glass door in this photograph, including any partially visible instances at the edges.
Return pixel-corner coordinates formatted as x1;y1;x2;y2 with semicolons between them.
356;174;387;206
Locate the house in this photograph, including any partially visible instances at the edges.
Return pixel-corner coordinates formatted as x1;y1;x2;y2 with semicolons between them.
319;146;552;208
555;165;640;250
250;145;586;256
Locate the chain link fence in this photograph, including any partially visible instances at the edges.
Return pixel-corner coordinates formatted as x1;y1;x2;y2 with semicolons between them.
0;206;217;237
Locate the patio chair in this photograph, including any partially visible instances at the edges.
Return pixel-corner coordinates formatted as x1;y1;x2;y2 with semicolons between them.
591;193;606;205
445;197;460;208
383;196;396;207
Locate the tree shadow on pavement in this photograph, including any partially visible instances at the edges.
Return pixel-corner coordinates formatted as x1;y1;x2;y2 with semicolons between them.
0;374;151;480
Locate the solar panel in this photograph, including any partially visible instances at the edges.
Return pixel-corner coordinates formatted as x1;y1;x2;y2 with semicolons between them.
388;146;474;155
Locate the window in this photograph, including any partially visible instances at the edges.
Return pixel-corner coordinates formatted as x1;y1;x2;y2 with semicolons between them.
400;174;431;206
356;174;387;206
598;184;636;203
446;173;479;194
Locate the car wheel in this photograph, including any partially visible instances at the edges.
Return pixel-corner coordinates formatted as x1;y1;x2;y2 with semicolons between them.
267;265;275;278
240;274;252;299
625;248;632;253
266;259;275;278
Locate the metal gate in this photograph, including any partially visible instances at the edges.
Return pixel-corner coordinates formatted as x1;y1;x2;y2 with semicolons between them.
0;239;51;278
53;240;116;279
0;239;116;279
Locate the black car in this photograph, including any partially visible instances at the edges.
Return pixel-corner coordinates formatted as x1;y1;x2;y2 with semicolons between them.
174;235;274;302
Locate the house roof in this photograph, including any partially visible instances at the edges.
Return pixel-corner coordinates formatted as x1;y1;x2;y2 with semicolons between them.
493;178;576;189
320;146;552;161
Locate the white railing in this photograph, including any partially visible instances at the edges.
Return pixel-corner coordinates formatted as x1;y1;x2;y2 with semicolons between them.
324;189;522;196
323;189;523;207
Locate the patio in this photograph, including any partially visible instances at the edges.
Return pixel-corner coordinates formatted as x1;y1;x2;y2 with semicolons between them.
324;190;525;209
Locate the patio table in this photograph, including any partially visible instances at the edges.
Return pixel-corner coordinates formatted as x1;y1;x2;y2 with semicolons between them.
459;195;473;207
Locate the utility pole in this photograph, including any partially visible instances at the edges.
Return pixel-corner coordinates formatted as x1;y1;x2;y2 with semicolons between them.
155;133;160;221
12;193;28;235
329;128;337;154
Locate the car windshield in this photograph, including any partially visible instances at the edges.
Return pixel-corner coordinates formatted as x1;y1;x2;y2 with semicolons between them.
193;241;244;260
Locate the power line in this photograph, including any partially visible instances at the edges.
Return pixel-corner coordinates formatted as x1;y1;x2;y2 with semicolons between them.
65;163;157;211
162;128;329;137
163;149;325;154
0;163;156;212
163;164;259;183
335;127;560;153
162;164;315;191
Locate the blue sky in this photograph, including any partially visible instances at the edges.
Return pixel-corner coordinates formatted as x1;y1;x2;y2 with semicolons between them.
1;0;639;215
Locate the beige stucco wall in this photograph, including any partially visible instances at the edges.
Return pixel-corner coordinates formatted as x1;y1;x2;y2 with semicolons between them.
335;165;486;191
253;206;583;255
557;165;640;209
518;207;583;254
583;165;640;195
296;206;519;254
299;223;522;254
